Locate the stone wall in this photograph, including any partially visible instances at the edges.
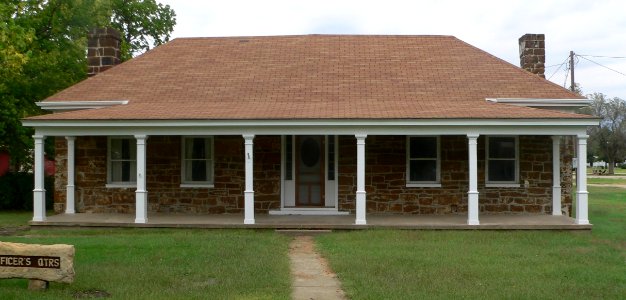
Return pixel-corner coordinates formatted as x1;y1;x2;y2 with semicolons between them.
337;135;572;214
54;134;572;215
519;33;546;78
54;135;280;214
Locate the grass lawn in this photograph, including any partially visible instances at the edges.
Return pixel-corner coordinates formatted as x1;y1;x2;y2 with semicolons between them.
316;185;626;299
1;184;623;299
588;177;626;185
0;210;32;227
0;228;292;299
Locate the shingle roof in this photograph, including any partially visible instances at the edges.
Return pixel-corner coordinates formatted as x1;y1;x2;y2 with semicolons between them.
30;35;589;120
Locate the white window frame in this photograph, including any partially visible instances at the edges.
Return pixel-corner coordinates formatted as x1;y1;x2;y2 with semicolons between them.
406;136;441;188
485;136;520;187
180;136;214;188
106;136;136;188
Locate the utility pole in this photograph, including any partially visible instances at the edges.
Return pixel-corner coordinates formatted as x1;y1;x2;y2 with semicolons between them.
570;51;575;92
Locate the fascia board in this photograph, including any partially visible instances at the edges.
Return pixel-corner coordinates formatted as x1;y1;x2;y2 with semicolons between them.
22;118;600;128
23;118;599;137
486;98;593;107
36;100;129;111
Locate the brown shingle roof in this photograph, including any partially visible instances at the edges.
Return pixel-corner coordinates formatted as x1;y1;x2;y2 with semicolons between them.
30;35;589;120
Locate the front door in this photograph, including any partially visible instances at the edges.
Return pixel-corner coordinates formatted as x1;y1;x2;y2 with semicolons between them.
296;136;325;206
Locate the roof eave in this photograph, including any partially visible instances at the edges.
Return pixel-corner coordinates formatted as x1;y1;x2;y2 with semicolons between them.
486;98;592;108
37;100;129;111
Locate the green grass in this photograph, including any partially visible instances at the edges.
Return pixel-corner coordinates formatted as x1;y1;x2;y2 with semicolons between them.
316;185;626;299
1;183;624;299
0;229;291;299
587;187;626;246
588;177;626;185
0;210;32;227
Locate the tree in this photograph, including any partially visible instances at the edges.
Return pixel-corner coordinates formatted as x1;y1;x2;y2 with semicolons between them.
585;93;626;174
107;0;176;60
1;0;101;169
0;0;175;170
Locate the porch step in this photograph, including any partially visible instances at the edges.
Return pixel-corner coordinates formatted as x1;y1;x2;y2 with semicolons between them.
275;229;333;236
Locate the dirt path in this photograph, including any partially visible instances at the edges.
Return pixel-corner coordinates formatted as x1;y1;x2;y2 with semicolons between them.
0;226;29;236
289;235;347;300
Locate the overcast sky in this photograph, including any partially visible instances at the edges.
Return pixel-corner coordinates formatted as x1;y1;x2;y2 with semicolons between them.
160;0;626;99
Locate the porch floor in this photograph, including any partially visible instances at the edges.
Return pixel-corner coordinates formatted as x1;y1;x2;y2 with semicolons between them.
30;213;592;230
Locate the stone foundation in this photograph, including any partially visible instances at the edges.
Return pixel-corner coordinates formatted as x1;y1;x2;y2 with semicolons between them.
54;135;572;215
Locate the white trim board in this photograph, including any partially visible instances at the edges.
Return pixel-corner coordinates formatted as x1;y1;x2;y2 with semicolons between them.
486;98;592;107
23;118;599;128
30;126;592;138
485;98;592;114
37;100;128;111
25;121;596;138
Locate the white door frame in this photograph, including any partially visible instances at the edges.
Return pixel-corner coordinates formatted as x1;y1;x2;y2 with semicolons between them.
271;135;345;215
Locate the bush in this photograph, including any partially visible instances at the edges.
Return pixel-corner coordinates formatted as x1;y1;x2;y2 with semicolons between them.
0;172;54;210
619;163;626;169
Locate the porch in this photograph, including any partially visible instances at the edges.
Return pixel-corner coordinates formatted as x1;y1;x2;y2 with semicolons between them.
29;132;594;227
30;213;591;230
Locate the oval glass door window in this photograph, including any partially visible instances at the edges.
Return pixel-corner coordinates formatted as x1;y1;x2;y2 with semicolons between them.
301;138;320;167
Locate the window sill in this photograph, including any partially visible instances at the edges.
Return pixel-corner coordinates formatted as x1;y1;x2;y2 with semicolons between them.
105;183;136;189
485;183;520;188
180;183;214;188
406;183;442;188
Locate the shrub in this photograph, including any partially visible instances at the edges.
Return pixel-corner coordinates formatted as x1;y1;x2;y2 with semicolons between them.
0;172;54;210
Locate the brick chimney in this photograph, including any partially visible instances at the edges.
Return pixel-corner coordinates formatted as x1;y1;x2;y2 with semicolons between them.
519;34;545;78
87;27;122;76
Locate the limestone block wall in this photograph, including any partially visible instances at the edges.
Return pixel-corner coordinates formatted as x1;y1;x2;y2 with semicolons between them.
337;135;572;215
54;135;281;214
54;134;572;215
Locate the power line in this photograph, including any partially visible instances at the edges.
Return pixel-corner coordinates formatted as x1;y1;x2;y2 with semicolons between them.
577;55;626;77
547;56;570;80
577;54;626;59
546;62;566;68
563;60;570;88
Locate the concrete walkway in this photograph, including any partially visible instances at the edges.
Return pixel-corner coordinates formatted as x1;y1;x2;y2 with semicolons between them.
289;235;346;300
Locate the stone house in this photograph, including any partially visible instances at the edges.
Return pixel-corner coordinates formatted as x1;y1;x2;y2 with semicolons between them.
23;30;597;226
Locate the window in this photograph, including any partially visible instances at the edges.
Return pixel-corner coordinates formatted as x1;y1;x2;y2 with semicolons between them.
182;137;214;185
407;136;440;185
486;136;518;184
108;137;136;184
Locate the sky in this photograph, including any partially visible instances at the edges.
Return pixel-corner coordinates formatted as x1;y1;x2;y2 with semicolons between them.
160;0;626;99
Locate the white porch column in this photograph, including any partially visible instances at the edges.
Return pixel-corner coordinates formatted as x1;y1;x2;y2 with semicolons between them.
134;135;148;223
575;134;590;225
65;136;76;214
243;134;255;225
467;134;480;225
32;134;46;222
355;134;367;225
551;136;562;216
